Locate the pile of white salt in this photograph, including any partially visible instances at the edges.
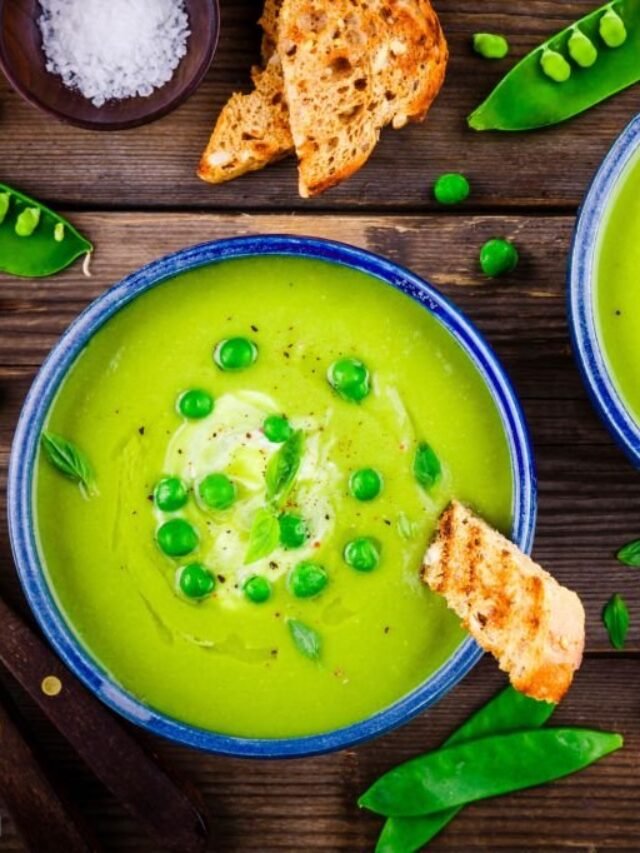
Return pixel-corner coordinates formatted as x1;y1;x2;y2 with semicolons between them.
38;0;191;107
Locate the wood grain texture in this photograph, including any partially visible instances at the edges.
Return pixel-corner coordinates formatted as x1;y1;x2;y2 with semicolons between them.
0;0;638;210
0;657;638;851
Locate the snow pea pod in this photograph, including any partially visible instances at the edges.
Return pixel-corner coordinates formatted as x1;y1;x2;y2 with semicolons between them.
376;687;555;853
360;728;622;818
0;183;92;277
469;0;640;131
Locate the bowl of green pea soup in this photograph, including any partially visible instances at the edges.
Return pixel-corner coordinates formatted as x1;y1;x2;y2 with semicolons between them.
570;114;640;466
8;236;536;756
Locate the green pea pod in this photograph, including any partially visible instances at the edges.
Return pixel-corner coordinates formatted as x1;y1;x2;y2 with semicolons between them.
360;728;622;818
0;182;92;277
376;686;555;853
469;0;640;131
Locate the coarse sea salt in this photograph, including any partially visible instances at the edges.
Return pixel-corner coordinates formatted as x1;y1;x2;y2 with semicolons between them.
38;0;191;108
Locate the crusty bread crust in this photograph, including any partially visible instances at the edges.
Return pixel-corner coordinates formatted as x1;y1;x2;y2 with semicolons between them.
197;0;293;186
423;501;585;703
278;0;448;197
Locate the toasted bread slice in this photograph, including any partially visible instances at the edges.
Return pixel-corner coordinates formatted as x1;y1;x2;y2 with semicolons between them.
423;501;585;703
278;0;448;197
197;0;293;185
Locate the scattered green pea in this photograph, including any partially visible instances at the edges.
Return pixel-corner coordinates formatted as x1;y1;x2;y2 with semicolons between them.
473;33;509;60
349;468;382;501
567;28;598;68
328;358;371;403
263;414;293;443
243;575;271;603
480;238;519;278
279;513;308;549
600;7;627;47
199;473;236;510
15;207;41;237
154;476;188;512
157;518;199;557
178;563;215;599
289;561;328;598
433;173;470;206
54;222;65;242
0;192;10;224
177;389;214;420
344;537;381;572
540;48;572;83
214;337;258;371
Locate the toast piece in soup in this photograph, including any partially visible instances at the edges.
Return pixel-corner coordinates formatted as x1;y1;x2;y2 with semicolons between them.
422;501;585;703
278;0;448;197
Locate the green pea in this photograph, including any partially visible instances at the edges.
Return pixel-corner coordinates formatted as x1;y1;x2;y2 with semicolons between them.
344;537;381;572
279;513;308;549
243;575;271;603
567;29;598;68
178;563;215;599
600;8;627;48
177;389;214;420
157;518;199;557
15;207;41;237
263;414;293;443
154;476;188;512
479;238;519;278
54;222;65;242
199;473;236;510
433;173;470;206
0;192;10;224
540;48;572;83
289;561;328;598
472;33;509;60
349;468;382;501
328;358;371;403
214;337;258;371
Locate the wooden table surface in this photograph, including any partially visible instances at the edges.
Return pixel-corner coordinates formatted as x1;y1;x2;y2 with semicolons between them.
1;1;639;850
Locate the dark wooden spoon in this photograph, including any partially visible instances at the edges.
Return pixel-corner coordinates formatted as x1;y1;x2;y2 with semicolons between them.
0;595;209;853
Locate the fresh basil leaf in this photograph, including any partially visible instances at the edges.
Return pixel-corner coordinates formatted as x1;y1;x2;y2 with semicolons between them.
265;430;304;506
287;619;321;661
397;512;416;541
413;442;441;491
602;593;630;650
616;539;640;567
245;507;280;564
40;432;96;497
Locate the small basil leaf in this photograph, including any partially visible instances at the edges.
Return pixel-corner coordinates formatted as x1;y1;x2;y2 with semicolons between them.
40;432;97;497
265;429;304;506
413;442;441;491
287;619;321;661
602;593;630;650
245;507;280;564
616;539;640;567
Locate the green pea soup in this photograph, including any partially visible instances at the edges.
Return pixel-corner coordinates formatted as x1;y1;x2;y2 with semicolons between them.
596;149;640;422
35;255;513;738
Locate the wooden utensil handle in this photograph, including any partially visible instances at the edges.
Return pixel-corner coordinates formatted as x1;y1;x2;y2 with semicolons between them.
0;596;208;853
0;685;101;852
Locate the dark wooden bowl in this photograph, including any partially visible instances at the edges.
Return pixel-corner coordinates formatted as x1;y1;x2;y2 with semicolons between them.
0;0;220;131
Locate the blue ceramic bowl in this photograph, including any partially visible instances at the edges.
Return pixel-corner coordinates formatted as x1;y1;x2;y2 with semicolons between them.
569;114;640;466
8;235;537;758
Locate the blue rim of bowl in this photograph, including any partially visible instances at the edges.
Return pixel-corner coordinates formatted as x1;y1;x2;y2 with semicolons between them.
569;114;640;468
8;235;537;758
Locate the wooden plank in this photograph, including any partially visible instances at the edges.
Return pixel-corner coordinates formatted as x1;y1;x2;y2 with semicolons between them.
1;656;638;851
1;212;639;652
0;1;637;210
